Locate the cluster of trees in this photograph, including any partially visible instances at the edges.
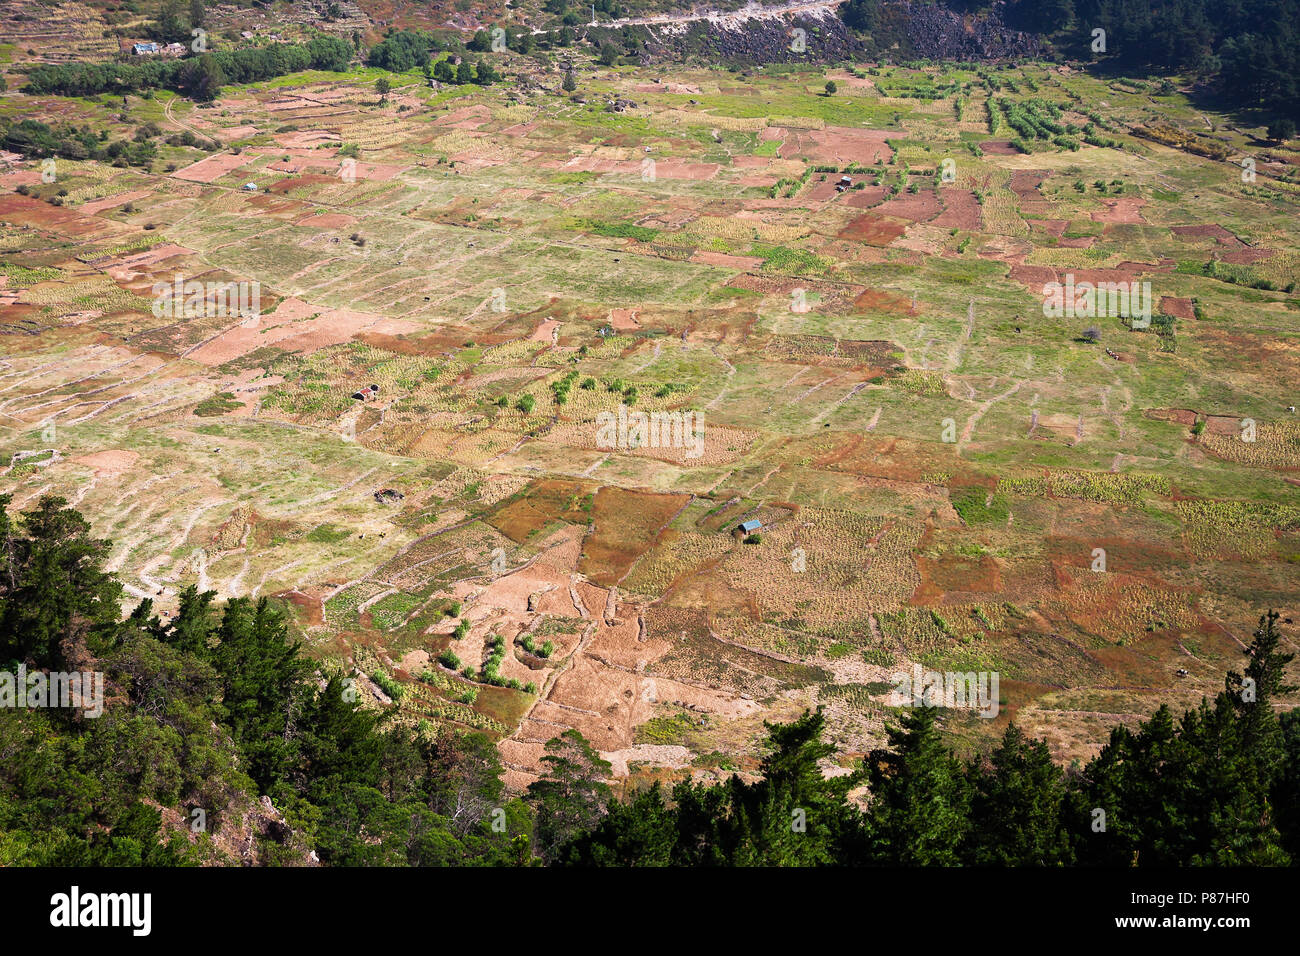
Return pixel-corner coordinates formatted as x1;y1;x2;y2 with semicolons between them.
842;0;1300;121
0;120;170;169
149;0;206;44
544;0;625;26
365;29;503;85
429;57;500;87
367;24;584;76
23;36;352;101
1026;0;1300;122
366;28;444;73
0;496;529;865
1;494;1295;866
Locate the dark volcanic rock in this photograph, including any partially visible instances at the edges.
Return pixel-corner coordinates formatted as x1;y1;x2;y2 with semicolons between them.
621;1;1042;66
896;0;1044;60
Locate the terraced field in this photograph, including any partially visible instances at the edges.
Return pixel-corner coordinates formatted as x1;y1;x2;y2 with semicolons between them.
2;54;1298;788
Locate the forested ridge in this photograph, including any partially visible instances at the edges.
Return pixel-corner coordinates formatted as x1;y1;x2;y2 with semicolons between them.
1;495;1296;866
844;0;1300;119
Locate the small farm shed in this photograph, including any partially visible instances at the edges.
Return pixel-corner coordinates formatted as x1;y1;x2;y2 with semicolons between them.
737;520;762;534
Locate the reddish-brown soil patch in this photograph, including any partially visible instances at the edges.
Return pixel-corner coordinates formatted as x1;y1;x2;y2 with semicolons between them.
102;243;195;282
486;479;592;543
580;488;691;586
838;212;907;246
980;140;1020;155
761;125;893;165
267;174;336;194
278;587;325;628
634;82;701;94
609;308;641;330
80;191;152;215
876;191;942;223
528;317;561;342
1144;408;1198;426
853;289;918;315
275;130;339;149
1037;220;1097;248
71;449;140;475
186;297;419;365
432;104;493;128
1091;197;1147;223
171;152;253;183
210;125;260;143
932;188;982;230
0;193;125;239
295;212;359;229
690;250;765;270
1008;262;1172;296
843;186;889;208
1218;247;1276;265
1204;415;1242;436
1159;296;1196;319
651;159;719;181
1009;170;1053;216
1170;224;1241;244
803;174;845;201
1007;263;1058;291
913;553;1003;603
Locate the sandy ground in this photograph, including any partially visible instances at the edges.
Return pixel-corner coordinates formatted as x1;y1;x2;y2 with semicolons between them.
71;449;140;475
185;297;421;365
171;152;254;183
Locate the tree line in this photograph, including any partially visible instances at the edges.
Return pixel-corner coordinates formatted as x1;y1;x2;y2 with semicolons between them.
0;495;1295;866
22;36;353;102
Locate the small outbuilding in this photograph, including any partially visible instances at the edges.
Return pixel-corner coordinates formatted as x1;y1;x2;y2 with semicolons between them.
737;519;762;534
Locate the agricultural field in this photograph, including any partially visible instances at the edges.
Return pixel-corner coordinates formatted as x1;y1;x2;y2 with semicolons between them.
2;44;1299;793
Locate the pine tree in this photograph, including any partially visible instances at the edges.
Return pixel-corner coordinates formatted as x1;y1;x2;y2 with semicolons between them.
0;494;121;669
164;585;218;657
213;597;310;792
966;723;1071;865
730;710;864;865
528;729;611;860
866;706;971;864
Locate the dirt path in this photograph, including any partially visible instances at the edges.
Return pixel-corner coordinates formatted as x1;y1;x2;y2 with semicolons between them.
163;95;207;142
958;380;1021;455
810;381;867;423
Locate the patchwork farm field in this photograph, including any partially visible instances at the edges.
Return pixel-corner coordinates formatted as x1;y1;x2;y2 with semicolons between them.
3;56;1299;788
